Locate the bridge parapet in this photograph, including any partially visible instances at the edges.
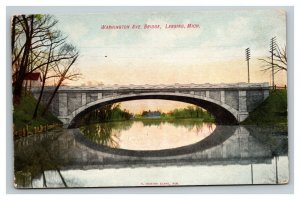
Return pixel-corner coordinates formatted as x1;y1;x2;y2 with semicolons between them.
40;82;269;91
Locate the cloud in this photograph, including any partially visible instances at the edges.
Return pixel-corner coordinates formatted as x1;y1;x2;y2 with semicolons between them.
56;10;287;87
201;16;253;48
62;22;89;42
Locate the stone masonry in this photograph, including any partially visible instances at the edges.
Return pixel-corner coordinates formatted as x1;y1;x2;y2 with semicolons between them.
32;82;270;127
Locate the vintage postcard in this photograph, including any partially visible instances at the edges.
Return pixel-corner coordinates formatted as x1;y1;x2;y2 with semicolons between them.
12;8;288;188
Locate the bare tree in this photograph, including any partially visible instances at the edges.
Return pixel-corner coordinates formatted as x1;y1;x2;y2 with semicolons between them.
12;15;59;103
259;43;287;74
32;31;65;118
41;44;80;116
12;14;81;119
12;15;35;104
12;15;79;104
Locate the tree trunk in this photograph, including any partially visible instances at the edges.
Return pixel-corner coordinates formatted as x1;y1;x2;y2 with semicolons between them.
32;41;53;119
11;16;16;55
13;15;34;104
41;56;78;116
41;78;62;117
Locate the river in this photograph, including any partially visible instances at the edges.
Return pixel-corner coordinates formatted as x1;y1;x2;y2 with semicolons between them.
14;119;289;188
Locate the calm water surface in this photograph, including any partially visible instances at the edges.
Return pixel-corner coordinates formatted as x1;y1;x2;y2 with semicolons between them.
79;120;216;150
14;119;289;188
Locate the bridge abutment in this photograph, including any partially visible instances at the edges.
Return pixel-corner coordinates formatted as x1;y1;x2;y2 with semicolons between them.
238;90;249;122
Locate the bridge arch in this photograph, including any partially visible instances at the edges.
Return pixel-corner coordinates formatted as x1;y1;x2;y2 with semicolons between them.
66;92;239;128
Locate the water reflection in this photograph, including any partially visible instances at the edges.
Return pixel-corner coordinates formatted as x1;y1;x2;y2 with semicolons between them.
79;120;216;150
14;130;69;188
14;125;289;188
79;121;133;148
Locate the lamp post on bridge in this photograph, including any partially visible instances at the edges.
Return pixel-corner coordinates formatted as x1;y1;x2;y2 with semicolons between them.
245;48;251;83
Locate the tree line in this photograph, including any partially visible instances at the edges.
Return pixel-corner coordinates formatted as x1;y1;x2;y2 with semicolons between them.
80;104;215;125
167;106;214;120
80;104;133;125
12;14;80;119
135;106;215;121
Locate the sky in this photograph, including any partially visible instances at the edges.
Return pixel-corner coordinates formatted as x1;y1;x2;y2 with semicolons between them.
53;9;287;113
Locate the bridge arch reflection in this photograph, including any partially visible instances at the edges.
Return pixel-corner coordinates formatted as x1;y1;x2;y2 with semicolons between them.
73;124;237;157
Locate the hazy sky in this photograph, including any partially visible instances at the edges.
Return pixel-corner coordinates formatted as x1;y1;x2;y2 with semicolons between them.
54;9;287;113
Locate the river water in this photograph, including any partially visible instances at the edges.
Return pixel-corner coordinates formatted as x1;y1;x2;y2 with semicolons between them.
79;120;216;150
14;119;289;188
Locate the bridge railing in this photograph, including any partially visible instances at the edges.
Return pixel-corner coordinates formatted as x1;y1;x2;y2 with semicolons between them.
269;85;287;91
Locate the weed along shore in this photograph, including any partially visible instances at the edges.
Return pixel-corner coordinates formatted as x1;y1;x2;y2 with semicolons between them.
13;123;63;139
13;93;63;139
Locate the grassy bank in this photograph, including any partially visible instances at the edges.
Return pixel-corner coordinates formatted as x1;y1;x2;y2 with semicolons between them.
242;89;287;126
13;93;62;133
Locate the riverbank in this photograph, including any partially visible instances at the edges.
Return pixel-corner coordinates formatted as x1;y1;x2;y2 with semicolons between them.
13;93;62;138
242;89;287;127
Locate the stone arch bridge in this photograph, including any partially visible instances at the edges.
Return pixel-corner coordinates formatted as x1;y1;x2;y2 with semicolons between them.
32;83;269;128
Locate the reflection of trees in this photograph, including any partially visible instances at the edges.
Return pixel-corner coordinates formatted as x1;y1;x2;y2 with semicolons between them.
141;119;165;127
194;123;214;135
140;118;214;134
80;121;133;148
14;132;68;187
171;119;214;135
80;119;216;150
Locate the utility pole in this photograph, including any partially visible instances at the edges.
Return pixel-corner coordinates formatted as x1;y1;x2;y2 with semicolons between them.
270;37;277;89
251;163;254;184
245;48;250;83
275;156;279;184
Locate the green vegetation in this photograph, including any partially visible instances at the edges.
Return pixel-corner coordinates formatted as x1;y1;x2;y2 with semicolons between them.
80;120;133;148
166;106;214;122
242;90;287;126
80;104;215;126
135;106;215;122
13;93;62;132
80;104;133;126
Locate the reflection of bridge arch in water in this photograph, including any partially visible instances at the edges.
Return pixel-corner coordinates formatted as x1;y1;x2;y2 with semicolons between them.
65;125;275;168
14;124;286;188
73;125;238;157
14;125;288;188
14;126;275;168
14;126;275;167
